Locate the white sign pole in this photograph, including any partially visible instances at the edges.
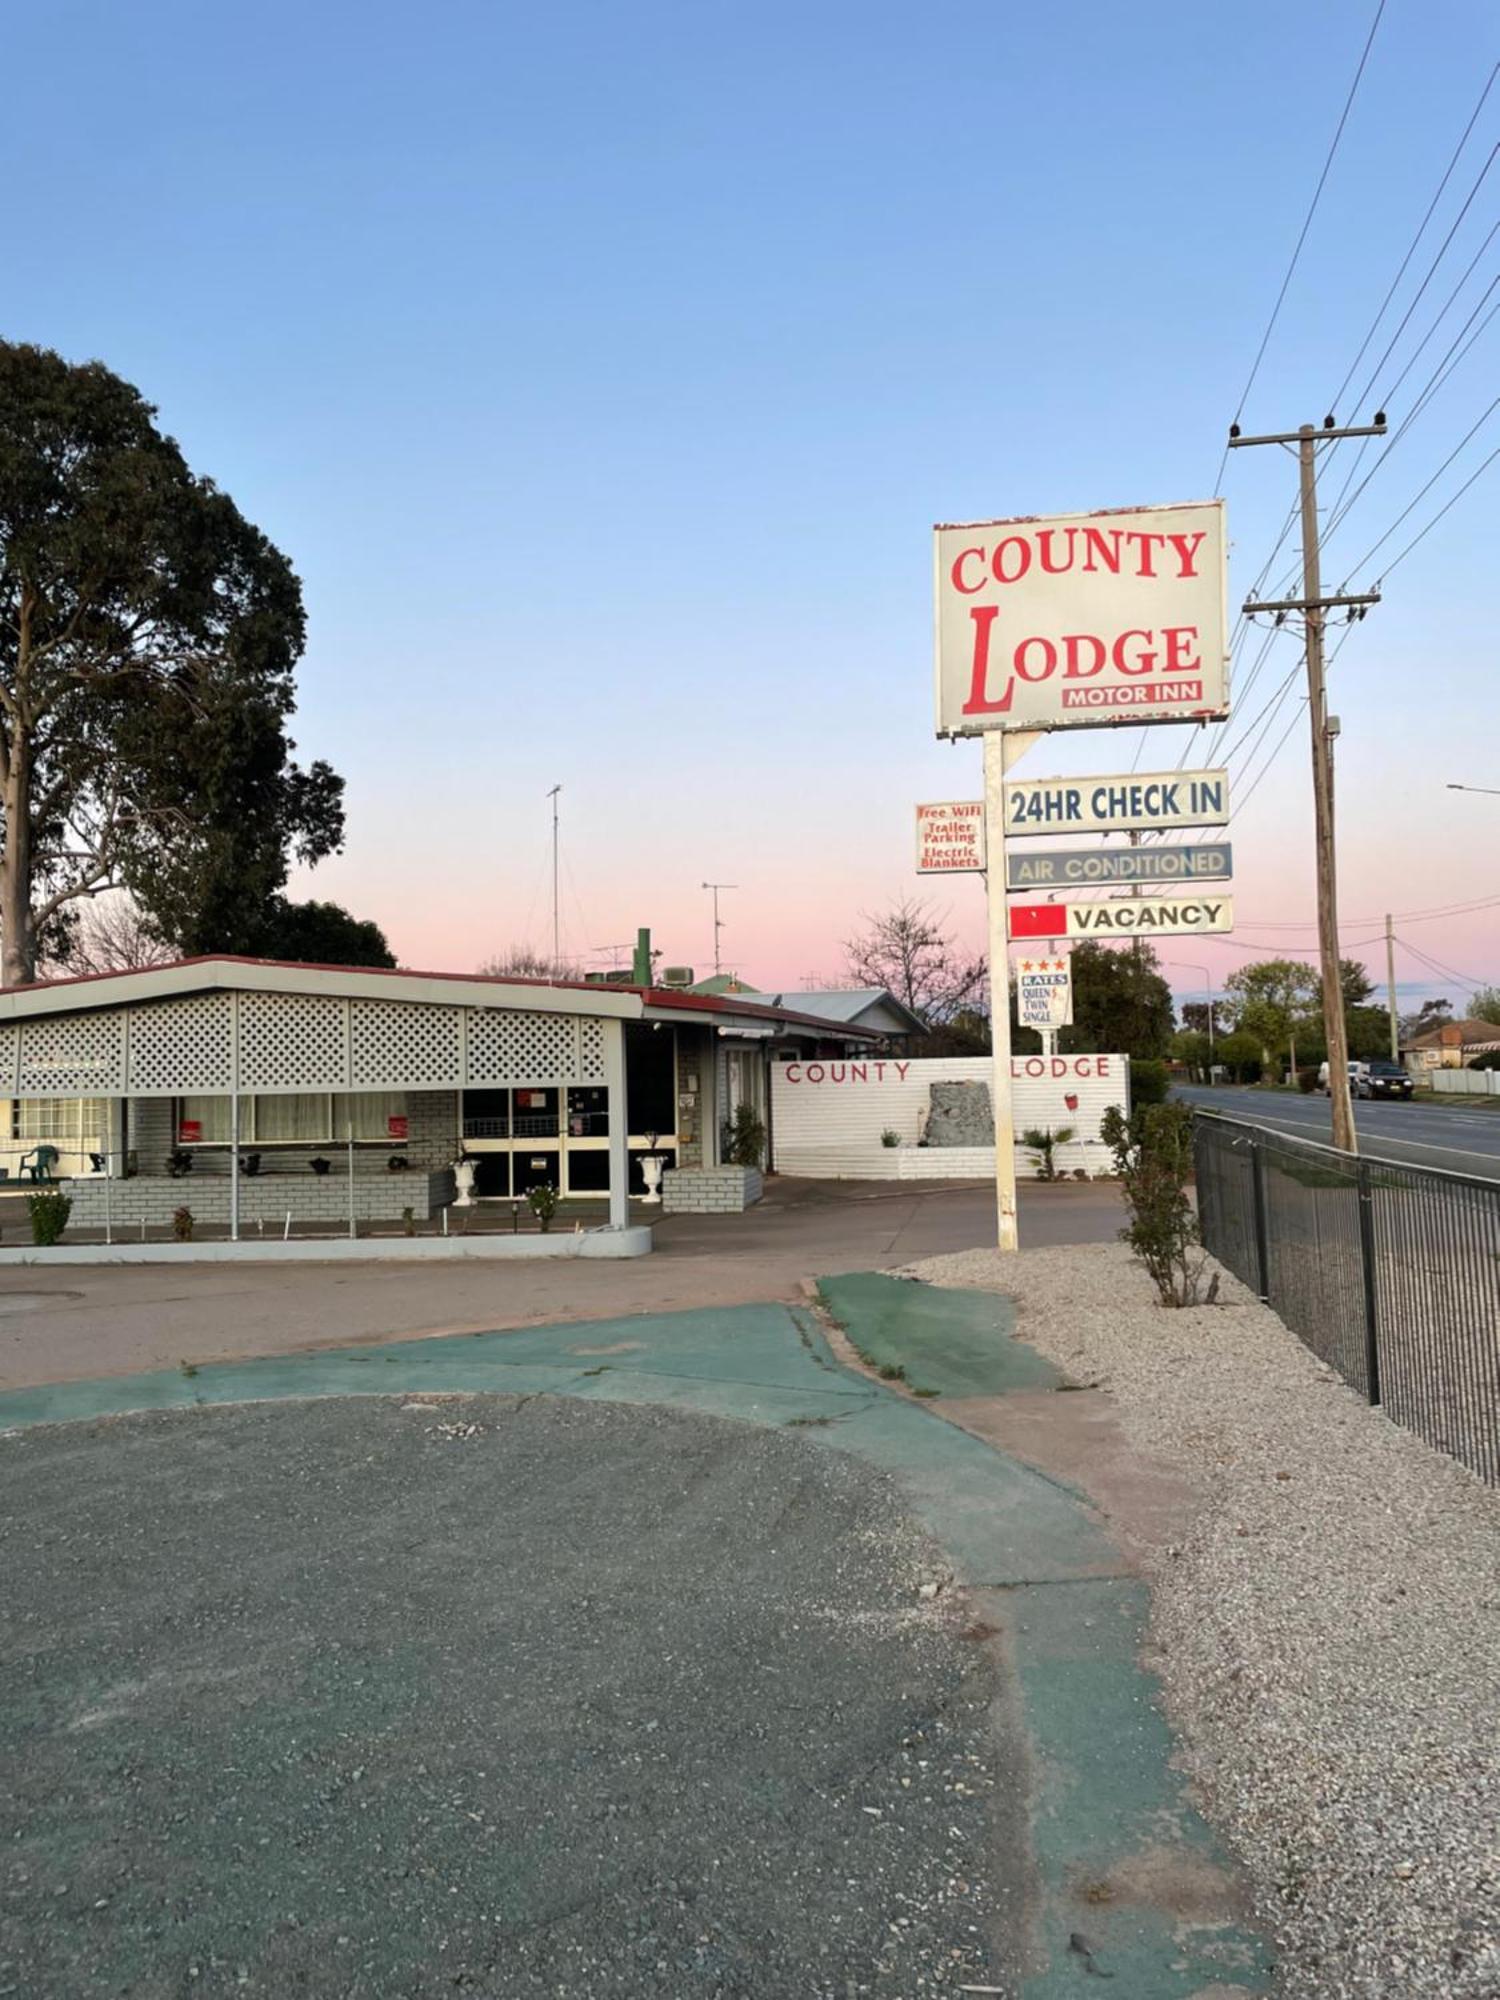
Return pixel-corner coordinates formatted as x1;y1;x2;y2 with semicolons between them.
983;729;1037;1253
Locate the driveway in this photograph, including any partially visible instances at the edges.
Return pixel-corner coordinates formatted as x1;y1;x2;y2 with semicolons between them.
0;1285;1267;1997
0;1179;1122;1391
1;1394;1010;1999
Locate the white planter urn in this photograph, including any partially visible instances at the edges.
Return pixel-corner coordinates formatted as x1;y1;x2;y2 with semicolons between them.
452;1157;479;1208
638;1153;665;1204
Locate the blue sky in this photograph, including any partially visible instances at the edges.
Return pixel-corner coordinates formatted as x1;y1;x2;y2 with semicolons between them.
8;0;1497;1002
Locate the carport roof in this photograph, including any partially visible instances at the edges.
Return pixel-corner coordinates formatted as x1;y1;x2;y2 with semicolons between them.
0;956;878;1042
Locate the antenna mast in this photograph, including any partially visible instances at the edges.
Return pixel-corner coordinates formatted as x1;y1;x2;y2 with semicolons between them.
548;785;562;976
701;880;737;977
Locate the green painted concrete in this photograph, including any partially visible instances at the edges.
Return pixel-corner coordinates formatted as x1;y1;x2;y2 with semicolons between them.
818;1270;1059;1397
0;1286;1271;1995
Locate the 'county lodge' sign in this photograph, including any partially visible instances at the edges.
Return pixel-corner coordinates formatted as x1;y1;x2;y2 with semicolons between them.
933;500;1228;734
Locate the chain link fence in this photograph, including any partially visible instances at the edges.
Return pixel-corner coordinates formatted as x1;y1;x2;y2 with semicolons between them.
1195;1111;1500;1485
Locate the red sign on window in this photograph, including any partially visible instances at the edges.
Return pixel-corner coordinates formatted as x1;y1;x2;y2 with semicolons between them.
387;1114;409;1139
178;1120;202;1143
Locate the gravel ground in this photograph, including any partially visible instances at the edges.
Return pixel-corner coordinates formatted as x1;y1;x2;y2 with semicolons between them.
1;1395;1010;1998
904;1240;1500;2000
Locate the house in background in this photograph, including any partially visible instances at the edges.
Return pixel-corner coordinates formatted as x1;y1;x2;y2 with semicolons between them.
1401;1018;1500;1071
689;977;923;1048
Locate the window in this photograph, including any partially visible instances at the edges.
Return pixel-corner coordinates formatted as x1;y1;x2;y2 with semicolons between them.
255;1094;331;1143
13;1098;108;1143
176;1094;410;1145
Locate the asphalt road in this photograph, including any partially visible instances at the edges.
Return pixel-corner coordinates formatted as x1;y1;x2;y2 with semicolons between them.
1176;1082;1500;1183
1;1396;1011;1999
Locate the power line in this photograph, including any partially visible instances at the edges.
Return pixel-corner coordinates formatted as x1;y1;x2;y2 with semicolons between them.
1326;62;1499;416
1333;394;1500;583
1213;0;1387;490
1366;439;1500;581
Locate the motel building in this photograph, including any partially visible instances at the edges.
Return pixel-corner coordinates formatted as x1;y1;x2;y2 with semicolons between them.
0;957;884;1244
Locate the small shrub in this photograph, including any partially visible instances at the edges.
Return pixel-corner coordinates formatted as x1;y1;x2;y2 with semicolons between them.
1130;1059;1170;1107
401;1205;416;1237
1296;1066;1320;1094
1100;1102;1213;1307
527;1181;559;1233
172;1205;194;1242
880;1128;901;1149
725;1102;766;1168
1020;1124;1075;1182
26;1190;71;1247
309;1157;332;1176
166;1148;193;1178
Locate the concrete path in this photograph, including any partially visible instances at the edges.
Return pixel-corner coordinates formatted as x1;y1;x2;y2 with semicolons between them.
0;1179;1122;1391
0;1278;1268;1996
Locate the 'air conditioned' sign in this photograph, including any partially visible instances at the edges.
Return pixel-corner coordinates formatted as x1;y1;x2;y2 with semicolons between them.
934;501;1228;735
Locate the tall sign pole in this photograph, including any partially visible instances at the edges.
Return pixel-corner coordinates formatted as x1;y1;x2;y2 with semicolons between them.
1229;419;1384;1153
982;730;1037;1253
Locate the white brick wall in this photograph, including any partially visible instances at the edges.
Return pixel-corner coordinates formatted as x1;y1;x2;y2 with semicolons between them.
65;1170;452;1227
661;1166;763;1213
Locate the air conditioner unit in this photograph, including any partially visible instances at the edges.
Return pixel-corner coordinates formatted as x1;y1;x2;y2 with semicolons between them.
660;966;695;987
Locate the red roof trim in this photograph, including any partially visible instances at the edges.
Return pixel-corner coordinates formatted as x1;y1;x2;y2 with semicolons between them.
1;956;879;1039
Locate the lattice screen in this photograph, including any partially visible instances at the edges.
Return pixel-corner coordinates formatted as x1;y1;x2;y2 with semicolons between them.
466;1009;580;1085
0;1024;17;1095
237;992;347;1090
350;1000;463;1088
127;994;234;1093
577;1018;606;1084
17;1012;126;1095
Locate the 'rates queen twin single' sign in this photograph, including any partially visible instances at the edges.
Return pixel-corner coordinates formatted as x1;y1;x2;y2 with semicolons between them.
933;501;1229;735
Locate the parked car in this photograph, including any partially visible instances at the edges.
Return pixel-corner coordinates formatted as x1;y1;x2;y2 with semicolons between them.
1358;1058;1414;1100
1317;1059;1368;1095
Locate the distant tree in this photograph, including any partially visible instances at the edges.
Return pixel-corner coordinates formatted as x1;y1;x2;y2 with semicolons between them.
1216;1029;1264;1083
844;898;986;1026
1223;958;1320;1074
62;892;176;974
1059;940;1174;1059
1401;996;1453;1039
0;341;344;985
478;944;577;980
1470;986;1500;1027
259;899;395;968
1170;1027;1212;1075
1339;958;1376;1006
1179;998;1229;1037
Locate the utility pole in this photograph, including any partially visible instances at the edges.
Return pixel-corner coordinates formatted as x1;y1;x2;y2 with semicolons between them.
1229;415;1385;1154
548;785;562;975
1385;914;1399;1065
702;881;737;977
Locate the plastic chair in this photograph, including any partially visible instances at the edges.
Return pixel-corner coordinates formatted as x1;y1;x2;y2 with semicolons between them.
20;1145;60;1182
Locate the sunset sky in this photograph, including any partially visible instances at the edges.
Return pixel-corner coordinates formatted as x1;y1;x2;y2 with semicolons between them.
10;0;1496;1013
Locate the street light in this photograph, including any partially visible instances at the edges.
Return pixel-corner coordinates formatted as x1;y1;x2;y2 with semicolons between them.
1447;783;1500;795
1166;961;1215;1061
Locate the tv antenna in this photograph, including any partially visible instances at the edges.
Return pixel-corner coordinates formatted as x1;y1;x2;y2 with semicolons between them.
548;785;562;976
702;881;737;977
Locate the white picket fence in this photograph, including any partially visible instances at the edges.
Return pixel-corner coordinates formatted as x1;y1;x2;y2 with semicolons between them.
1429;1068;1500;1096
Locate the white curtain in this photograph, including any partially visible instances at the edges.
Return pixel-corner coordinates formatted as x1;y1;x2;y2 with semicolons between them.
347;1092;407;1140
179;1095;232;1143
254;1094;331;1143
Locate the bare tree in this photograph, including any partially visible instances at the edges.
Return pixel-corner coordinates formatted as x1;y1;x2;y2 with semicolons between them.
63;892;176;975
843;897;986;1025
477;944;578;980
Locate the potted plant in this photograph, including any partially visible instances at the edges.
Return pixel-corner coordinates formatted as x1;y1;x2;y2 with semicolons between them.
309;1157;332;1176
880;1128;901;1149
166;1148;194;1178
172;1205;194;1242
526;1181;559;1233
